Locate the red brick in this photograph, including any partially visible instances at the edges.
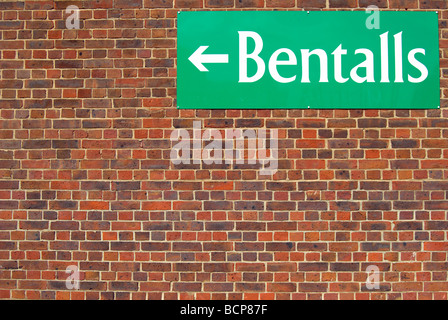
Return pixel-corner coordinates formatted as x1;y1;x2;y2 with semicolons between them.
268;283;296;292
267;0;295;7
424;242;448;251
145;0;173;7
0;0;446;301
175;0;203;8
389;0;418;8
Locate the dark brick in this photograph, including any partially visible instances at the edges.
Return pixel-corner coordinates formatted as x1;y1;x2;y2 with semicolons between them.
392;242;421;251
362;201;391;211
393;201;422;210
360;140;388;149
26;80;52;88
328;140;357;148
358;119;387;128
390;160;419;169
330;263;359;271
52;140;79;149
110;282;138;291
361;242;390;251
55;79;83;88
395;221;422;231
234;201;264;211
113;181;141;191
116;39;144;48
426;221;448;230
265;242;294;251
81;181;111;190
391;139;418;148
55;60;83;69
204;201;232;210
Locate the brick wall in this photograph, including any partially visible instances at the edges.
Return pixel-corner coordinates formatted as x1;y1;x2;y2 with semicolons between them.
0;0;447;300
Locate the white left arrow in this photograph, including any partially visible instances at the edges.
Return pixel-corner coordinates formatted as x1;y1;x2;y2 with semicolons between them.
188;46;229;72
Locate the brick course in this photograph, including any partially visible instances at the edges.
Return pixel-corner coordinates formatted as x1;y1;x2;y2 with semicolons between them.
0;0;447;300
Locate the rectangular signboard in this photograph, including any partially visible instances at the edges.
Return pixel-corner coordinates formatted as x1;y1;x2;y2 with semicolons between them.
177;11;440;109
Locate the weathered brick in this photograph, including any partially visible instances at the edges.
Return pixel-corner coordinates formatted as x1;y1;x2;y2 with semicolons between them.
426;221;448;230
362;201;391;211
360;181;389;190
392;242;421;251
172;282;202;292
391;139;419;148
361;242;390;251
55;60;83;69
81;181;111;190
423;181;448;190
395;221;422;230
390;160;419;169
360;140;388;149
145;0;174;8
299;283;328;292
358;118;387;128
113;181;141;191
142;242;170;251
110;282;138;291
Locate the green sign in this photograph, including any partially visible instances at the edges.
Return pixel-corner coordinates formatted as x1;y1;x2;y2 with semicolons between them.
177;11;439;109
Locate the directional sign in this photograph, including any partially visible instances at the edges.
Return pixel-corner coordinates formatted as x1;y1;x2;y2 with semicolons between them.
189;46;229;72
177;11;440;109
